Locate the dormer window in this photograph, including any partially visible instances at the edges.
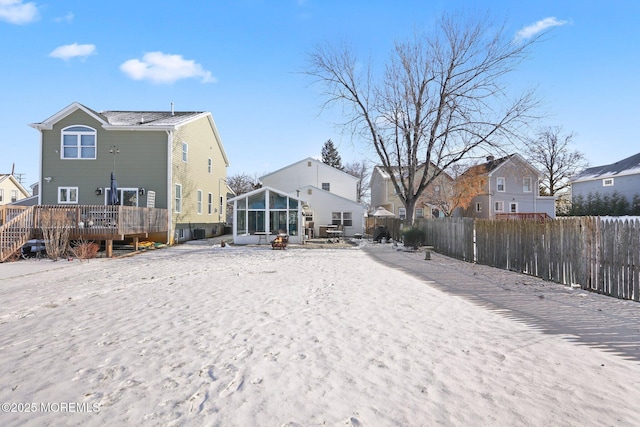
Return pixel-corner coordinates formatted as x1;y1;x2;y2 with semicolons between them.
61;126;96;159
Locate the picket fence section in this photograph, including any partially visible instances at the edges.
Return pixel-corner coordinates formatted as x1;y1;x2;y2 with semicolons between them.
412;216;640;302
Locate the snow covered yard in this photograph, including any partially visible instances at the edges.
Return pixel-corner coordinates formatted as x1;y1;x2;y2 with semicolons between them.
1;243;639;426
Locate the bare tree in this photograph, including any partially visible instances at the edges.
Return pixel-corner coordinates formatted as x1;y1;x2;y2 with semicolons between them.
306;12;542;223
227;173;261;196
343;160;370;204
525;126;588;196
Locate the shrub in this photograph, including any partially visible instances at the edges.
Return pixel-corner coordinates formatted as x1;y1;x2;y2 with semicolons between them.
402;227;426;249
70;240;100;260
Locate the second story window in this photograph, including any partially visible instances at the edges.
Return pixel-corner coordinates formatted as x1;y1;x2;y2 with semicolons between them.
603;178;614;186
523;177;532;192
61;126;96;159
322;182;330;191
208;158;212;174
182;142;188;162
11;190;18;202
496;177;505;192
197;190;203;214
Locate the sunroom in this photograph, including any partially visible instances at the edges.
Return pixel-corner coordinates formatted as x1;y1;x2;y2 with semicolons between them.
228;186;305;245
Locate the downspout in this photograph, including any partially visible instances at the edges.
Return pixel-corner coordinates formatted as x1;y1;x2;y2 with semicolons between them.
488;177;492;219
166;130;173;244
531;178;540;213
37;129;43;206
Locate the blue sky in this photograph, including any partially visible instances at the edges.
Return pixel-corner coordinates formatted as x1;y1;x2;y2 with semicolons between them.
1;0;639;188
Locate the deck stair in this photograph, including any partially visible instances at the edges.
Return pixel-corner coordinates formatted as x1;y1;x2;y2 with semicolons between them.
0;206;35;262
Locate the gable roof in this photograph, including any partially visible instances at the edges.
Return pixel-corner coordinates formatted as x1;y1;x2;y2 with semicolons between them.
0;174;31;197
372;162;453;181
260;157;358;182
572;151;640;182
30;102;229;166
227;185;306;203
461;154;540;178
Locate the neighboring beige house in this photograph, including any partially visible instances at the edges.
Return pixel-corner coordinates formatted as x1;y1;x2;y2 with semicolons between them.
30;102;230;243
259;157;366;238
458;154;556;219
369;164;455;220
0;174;31;205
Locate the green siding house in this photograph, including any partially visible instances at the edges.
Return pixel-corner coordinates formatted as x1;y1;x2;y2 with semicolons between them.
30;102;230;243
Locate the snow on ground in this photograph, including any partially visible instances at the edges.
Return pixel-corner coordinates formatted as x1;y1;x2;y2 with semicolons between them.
0;241;639;426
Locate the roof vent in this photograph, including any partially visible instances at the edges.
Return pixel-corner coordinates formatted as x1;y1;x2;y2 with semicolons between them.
140;117;144;123
171;102;175;116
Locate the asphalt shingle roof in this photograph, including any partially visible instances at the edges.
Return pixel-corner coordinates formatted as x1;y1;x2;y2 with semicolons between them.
573;151;640;181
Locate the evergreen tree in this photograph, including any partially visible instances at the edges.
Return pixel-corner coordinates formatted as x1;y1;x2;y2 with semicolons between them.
321;139;343;170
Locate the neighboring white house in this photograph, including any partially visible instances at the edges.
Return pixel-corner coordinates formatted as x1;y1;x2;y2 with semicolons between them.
259;157;366;238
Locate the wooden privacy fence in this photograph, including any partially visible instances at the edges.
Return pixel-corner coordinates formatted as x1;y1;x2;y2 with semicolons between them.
415;217;640;302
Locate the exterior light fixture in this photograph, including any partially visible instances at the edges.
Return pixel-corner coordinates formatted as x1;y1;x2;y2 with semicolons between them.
138;188;145;196
95;188;103;196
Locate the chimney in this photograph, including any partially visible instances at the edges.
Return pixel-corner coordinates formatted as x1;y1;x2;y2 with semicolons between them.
486;155;494;162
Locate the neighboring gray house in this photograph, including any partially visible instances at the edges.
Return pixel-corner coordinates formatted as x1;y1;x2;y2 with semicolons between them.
570;151;640;207
459;154;556;219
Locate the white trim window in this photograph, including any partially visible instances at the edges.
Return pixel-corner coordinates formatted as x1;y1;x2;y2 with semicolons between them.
58;187;78;204
523;177;532;192
61;126;96;159
208;192;213;215
332;211;353;226
398;207;406;220
11;190;18;202
494;201;504;212
416;208;424;218
175;184;182;213
197;190;203;214
603;178;614;186
509;202;518;213
182;142;188;162
0;189;3;202
496;177;506;192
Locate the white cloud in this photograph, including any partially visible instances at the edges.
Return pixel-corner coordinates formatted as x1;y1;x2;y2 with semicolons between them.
0;0;39;24
53;12;74;23
120;51;216;84
49;43;96;60
515;17;568;42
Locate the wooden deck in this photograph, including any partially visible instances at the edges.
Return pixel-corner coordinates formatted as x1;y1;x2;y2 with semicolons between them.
0;205;168;262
